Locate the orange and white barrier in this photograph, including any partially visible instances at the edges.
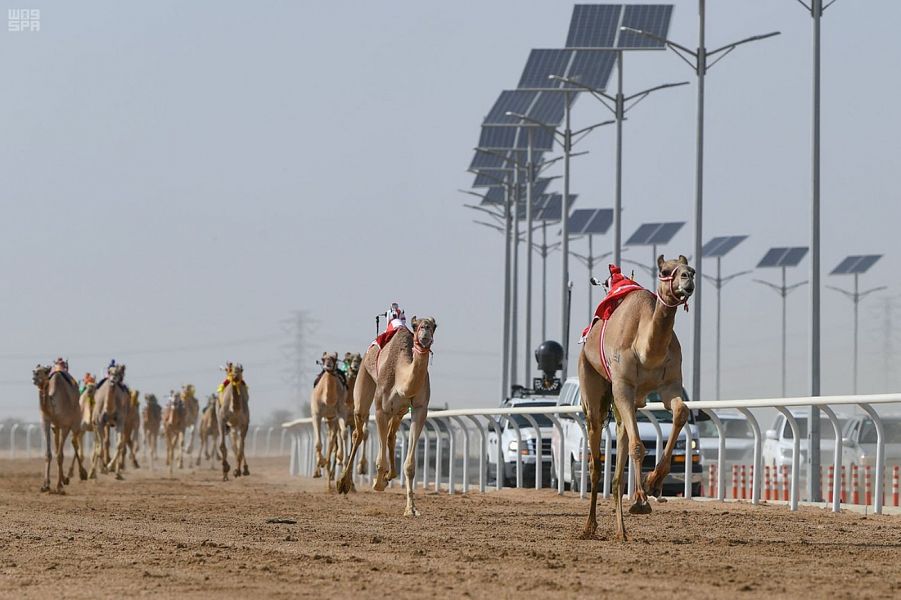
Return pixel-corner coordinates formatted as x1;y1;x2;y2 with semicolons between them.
707;464;716;498
851;464;860;505
865;465;873;506
781;465;790;502
731;464;738;500
840;465;846;503
740;464;747;500
827;465;834;504
893;465;899;507
764;465;771;501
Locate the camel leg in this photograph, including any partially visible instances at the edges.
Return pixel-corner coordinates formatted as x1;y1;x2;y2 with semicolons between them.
403;406;428;517
218;417;230;481
238;426;249;476
88;430;100;479
372;407;391;491
386;414;403;481
357;424;369;475
40;420;52;492
54;427;67;493
312;415;324;478
70;432;87;481
129;428;140;469
646;384;690;500
66;431;79;482
579;353;612;539
612;419;629;541
109;425;126;480
611;384;649;516
338;368;376;494
337;412;368;495
324;418;339;490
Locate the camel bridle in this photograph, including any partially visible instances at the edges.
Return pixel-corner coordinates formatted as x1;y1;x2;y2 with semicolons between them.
412;322;434;356
656;270;691;312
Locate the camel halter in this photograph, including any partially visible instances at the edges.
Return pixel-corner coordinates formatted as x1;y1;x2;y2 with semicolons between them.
656;273;690;312
413;324;434;363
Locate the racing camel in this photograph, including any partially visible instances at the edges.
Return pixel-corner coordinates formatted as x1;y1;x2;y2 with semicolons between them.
343;352;368;474
196;394;219;468
67;372;96;482
181;384;200;458
142;393;162;470
32;365;83;493
162;393;187;476
337;316;437;517
120;389;141;470
579;256;695;541
310;352;347;488
218;363;250;481
90;364;132;480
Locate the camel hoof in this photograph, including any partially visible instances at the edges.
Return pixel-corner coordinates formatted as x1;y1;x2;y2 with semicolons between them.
372;477;388;492
132;460;140;469
62;476;70;486
40;484;50;493
242;466;249;476
115;473;124;481
79;468;88;481
336;476;352;495
628;500;652;515
233;468;241;478
357;460;367;475
403;507;421;517
653;495;668;503
312;470;322;479
55;487;66;495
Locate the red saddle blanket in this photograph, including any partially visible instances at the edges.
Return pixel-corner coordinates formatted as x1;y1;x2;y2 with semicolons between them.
371;325;410;350
580;264;646;342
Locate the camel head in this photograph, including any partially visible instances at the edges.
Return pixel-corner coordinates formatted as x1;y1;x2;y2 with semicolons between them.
130;389;140;408
182;383;195;400
657;255;695;306
145;393;158;406
109;364;126;385
343;352;362;377
411;316;438;351
32;365;51;388
320;352;339;373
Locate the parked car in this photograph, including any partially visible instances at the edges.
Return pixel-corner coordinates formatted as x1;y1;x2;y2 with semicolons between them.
551;377;702;496
841;414;901;471
762;411;846;470
487;398;557;487
696;410;755;467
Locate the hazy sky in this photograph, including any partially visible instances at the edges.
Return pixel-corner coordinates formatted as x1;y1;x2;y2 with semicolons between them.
2;1;900;423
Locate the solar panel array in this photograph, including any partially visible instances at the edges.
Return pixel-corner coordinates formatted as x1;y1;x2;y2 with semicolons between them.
757;247;809;268
517;48;616;92
478;126;556;152
701;235;748;258
831;255;882;275
480;177;554;205
566;4;673;50
568;208;614;235
625;222;684;246
471;170;511;188
534;193;577;221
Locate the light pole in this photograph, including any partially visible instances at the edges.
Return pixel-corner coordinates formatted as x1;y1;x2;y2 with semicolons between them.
754;247;810;397
700;236;750;400
623;2;780;406
566;207;614;318
827;255;885;394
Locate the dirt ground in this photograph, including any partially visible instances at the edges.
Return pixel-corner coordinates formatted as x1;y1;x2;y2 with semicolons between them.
1;457;900;599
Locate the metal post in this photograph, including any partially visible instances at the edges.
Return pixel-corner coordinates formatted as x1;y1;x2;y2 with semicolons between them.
511;171;520;389
651;244;658;287
561;92;572;379
691;0;707;407
525;130;534;385
715;257;722;400
782;266;788;397
501;182;512;401
541;222;548;341
808;0;823;504
587;235;594;318
853;273;859;394
613;50;624;266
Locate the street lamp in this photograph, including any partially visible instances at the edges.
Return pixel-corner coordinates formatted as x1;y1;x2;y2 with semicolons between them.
623;0;780;408
827;255;885;394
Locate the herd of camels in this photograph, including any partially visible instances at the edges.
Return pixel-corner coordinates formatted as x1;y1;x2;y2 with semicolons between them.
32;255;695;541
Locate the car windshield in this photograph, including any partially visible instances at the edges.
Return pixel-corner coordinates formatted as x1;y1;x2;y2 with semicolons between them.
783;418;836;440
637;410;674;424
697;419;753;439
859;420;901;444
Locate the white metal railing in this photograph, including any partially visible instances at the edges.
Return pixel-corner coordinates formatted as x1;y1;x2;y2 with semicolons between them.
283;392;901;515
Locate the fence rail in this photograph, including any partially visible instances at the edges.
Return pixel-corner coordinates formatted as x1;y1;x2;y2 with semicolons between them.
282;392;901;515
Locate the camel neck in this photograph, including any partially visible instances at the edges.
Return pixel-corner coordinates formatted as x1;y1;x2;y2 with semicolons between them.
396;346;430;399
640;299;677;365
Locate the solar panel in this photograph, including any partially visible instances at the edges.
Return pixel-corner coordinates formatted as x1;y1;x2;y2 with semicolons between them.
757;247;808;268
831;254;881;275
478;126;555;152
469;150;512;171
517;49;616;93
472;172;500;188
528;92;568;126
701;235;748;258
568;209;595;234
625;223;661;246
648;222;684;244
484;91;537;126
618;5;673;49
584;208;614;234
535;193;578;221
566;4;673;50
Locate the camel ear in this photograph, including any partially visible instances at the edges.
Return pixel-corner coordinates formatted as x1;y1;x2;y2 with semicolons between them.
678;255;688;265
657;255;666;272
431;319;438;332
345;352;351;361
411;316;420;329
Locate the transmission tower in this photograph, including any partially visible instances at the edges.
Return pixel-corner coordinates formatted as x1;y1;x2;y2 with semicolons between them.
280;310;318;416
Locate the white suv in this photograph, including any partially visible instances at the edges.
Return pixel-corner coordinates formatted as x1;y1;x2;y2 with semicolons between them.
762;411;844;470
551;377;702;495
486;398;557;487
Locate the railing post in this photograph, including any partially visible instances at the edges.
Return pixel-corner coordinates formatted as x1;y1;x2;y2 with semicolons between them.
465;415;487;493
26;424;36;458
280;428;288;456
443;418;456;495
775;408;801;511
430;419;443;493
266;427;275;457
251;426;261;457
858;403;885;514
487;416;504;490
703;409;726;501
682;420;693;499
573;416;589;499
10;423;20;458
505;416;523;489
737;408;762;505
289;431;298;476
819;405;843;513
644;410;663;467
452;416;470;494
547;414;565;496
520;414;543;489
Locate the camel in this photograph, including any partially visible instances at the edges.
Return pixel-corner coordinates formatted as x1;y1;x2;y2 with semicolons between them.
310;352;348;488
343;352;368;475
67;374;96;482
579;256;695;541
337;316;437;517
32;365;84;493
90;364;132;480
119;389;141;470
142;393;162;470
162;393;187;476
217;363;250;481
182;384;200;457
197;394;220;468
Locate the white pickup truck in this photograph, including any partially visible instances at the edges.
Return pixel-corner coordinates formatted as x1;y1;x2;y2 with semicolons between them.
551;377;702;495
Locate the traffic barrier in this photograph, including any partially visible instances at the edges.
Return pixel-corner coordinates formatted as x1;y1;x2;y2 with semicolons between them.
740;464;747;500
708;464;716;498
764;465;771;501
840;465;846;503
865;465;873;507
893;465;899;507
827;465;834;504
851;464;860;505
731;464;738;500
781;465;789;502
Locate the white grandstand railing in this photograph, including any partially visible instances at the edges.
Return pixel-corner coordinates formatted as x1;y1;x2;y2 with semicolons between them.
282;393;901;515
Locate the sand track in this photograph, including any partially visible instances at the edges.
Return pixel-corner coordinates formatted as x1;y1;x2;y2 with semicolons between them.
1;457;900;599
